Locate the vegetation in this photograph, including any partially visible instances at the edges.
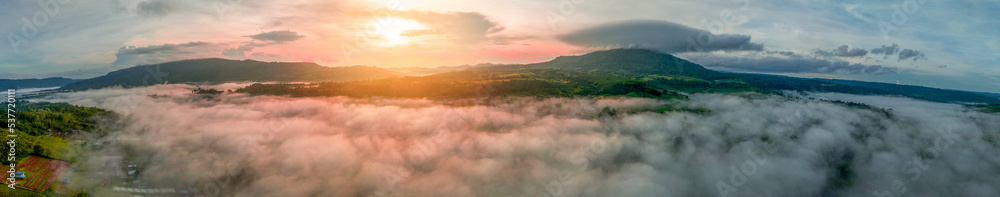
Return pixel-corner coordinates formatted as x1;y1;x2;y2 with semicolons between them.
59;58;404;90
234;49;999;104
11;156;71;192
822;99;894;118
974;104;1000;113
192;87;223;95
481;49;999;104
0;77;78;89
0;187;45;197
236;69;688;99
1;102;113;162
816;78;1000;104
52;49;1000;104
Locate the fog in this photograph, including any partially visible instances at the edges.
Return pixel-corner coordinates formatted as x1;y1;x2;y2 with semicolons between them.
36;84;1000;197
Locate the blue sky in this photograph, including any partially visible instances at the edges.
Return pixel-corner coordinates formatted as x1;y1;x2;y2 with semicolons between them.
1;0;998;92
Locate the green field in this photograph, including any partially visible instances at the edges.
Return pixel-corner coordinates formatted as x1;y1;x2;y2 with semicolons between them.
0;187;45;197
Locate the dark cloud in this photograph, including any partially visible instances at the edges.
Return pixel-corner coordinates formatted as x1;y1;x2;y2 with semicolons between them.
870;43;926;61
113;42;217;67
766;51;797;56
224;31;306;59
898;49;926;61
136;0;177;16
682;53;898;74
115;42;212;55
870;43;899;55
557;20;764;53
814;45;868;57
245;30;306;42
394;11;505;44
221;44;256;59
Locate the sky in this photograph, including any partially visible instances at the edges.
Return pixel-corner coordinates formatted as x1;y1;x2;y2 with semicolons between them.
1;0;998;92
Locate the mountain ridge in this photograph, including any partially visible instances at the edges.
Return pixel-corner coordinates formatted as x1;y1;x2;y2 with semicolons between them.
1;77;79;89
473;49;998;104
49;49;1000;104
477;48;721;78
59;58;405;90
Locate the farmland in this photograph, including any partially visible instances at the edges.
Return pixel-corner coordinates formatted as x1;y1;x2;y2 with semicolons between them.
12;156;71;193
0;187;45;197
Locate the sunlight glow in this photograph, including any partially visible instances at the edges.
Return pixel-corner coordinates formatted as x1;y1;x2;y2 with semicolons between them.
370;17;427;46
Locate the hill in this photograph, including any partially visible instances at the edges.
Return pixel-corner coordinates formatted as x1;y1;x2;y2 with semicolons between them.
0;77;79;89
1;102;113;162
59;58;404;90
477;49;721;78
969;91;1000;100
236;49;1000;104
818;78;1000;103
476;49;997;103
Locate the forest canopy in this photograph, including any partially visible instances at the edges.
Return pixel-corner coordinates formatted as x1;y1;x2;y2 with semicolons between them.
2;102;114;162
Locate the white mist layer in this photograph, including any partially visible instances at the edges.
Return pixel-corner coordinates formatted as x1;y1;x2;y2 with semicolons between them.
37;84;1000;197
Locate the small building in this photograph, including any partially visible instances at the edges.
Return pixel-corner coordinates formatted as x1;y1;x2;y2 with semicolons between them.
13;171;25;179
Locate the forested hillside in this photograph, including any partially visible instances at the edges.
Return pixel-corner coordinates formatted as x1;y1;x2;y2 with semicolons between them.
60;58;405;90
234;49;1000;104
1;102;114;162
0;77;79;89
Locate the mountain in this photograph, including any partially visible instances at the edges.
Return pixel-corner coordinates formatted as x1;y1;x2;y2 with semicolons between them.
479;49;722;78
970;91;1000;100
492;49;998;103
60;58;404;90
817;78;1000;104
237;49;1000;104
0;77;79;89
386;65;476;76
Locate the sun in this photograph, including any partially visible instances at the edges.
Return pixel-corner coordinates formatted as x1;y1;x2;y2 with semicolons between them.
370;17;426;46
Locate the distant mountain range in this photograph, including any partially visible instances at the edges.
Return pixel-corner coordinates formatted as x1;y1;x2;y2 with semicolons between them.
10;49;997;104
971;91;1000;99
481;49;718;78
0;77;79;89
235;49;1000;104
816;78;1000;104
475;49;999;103
59;58;404;90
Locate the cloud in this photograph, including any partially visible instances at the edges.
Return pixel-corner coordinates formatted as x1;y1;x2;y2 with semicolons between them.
394;10;505;44
766;51;796;56
557;20;764;53
224;31;306;59
113;42;219;67
37;85;1000;197
0;67;116;80
897;49;926;61
115;42;212;55
814;45;868;57
245;30;306;43
136;0;178;16
221;44;256;59
870;43;926;61
870;44;899;55
681;52;898;75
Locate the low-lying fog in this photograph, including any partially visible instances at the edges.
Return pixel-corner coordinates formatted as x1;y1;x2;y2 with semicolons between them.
37;84;1000;197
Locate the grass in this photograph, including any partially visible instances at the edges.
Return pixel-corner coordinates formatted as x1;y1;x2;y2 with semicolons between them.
0;187;44;197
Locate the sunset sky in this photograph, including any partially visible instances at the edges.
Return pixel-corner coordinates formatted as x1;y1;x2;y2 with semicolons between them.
2;0;999;92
